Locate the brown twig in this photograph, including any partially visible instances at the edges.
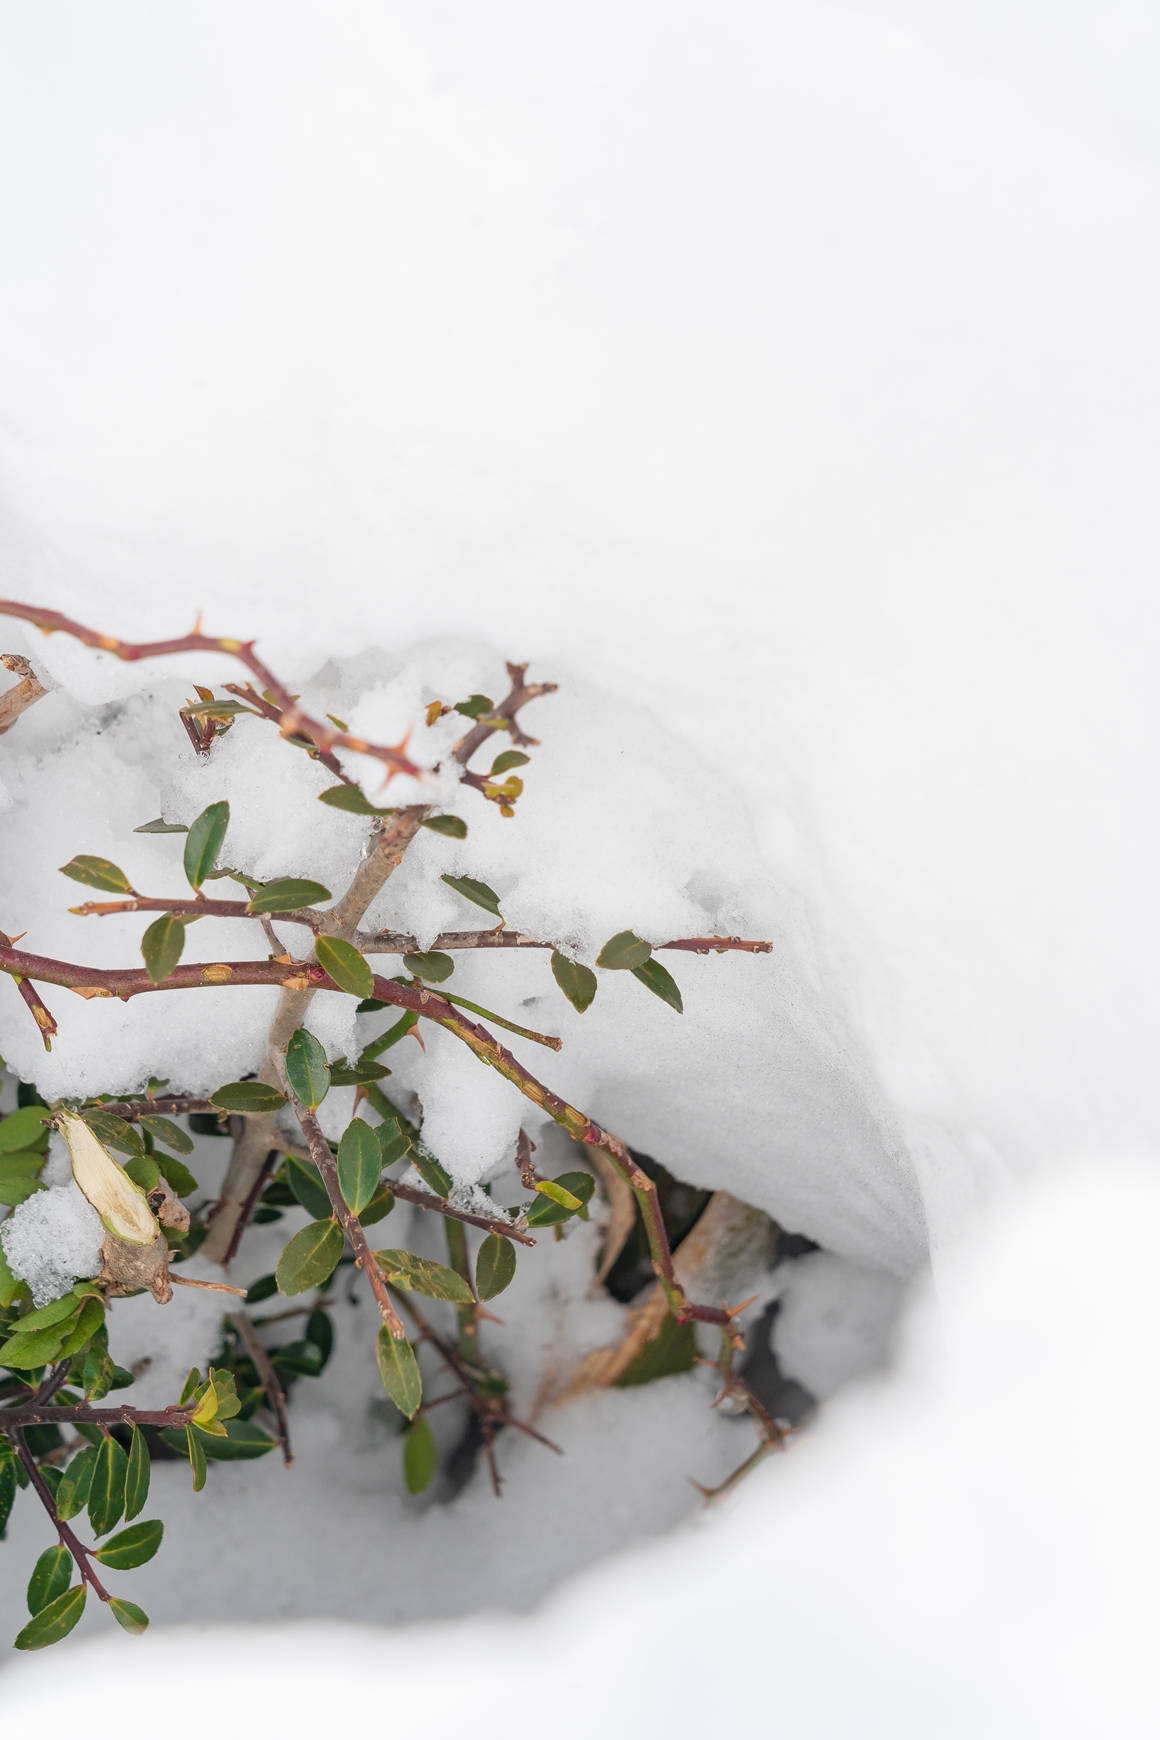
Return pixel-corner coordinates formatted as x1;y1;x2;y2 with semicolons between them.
1;1401;197;1429
0;600;423;782
168;1274;247;1295
288;1097;407;1341
8;1428;111;1603
70;895;328;927
82;1095;216;1121
358;929;773;955
0;653;47;736
227;1313;293;1466
0;944;736;1329
222;1149;281;1266
388;1181;536;1246
451;661;557;767
221;682;352;783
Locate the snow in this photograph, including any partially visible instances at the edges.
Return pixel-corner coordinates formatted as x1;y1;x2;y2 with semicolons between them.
0;1184;102;1308
0;0;1157;1724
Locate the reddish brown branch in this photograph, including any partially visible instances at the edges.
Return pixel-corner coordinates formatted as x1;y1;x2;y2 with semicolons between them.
288;1098;407;1341
451;661;557;767
359;929;773;956
8;1429;111;1603
69;895;327;928
227;1312;293;1467
0;1402;197;1429
222;1149;281;1266
0;599;422;782
221;682;351;783
388;1181;536;1247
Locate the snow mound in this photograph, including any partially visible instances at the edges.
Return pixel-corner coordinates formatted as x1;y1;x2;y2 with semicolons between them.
1;1182;103;1306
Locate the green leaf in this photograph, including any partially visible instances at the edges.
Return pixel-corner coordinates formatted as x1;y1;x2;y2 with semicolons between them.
134;817;188;834
276;1218;343;1295
595;930;653;971
82;1109;144;1157
403;1417;437;1495
283;1154;333;1220
54;1445;98;1521
123;1154;160;1193
526;1171;596;1227
328;1059;391;1086
337;1119;381;1215
0;1166;45;1207
155;1152;198;1198
194;1419;276;1461
12;1289;82;1334
209;1081;287;1114
614;1311;697;1387
373;1249;472;1304
318;784;394;817
421;815;467;839
141;912;187;984
82;1339;115;1401
534;1178;582;1210
412;1152;453;1198
56;1295;105;1361
401;951;453;984
475;1233;516;1301
550;951;597;1014
138;1115;194;1156
94;1518;163;1570
0;1105;50;1152
1;1317;74;1370
439;874;502;918
88;1433;129;1536
183;801;230;891
27;1545;72;1616
124;1425;150;1522
285;1028;331;1108
14;1583;85;1650
315;936;375;1001
377;1124;412;1168
358;1183;395;1227
247;878;332;914
453;694;494;720
188;1425;207;1490
375;1328;422;1418
489;750;530;777
0;1451;18;1538
59;855;132;894
109;1598;149;1635
244;1273;278;1305
631;957;683;1013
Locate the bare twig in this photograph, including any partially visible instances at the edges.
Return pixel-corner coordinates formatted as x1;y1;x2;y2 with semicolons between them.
358;929;773;956
1;1401;197;1430
288;1096;407;1340
168;1274;247;1295
227;1313;293;1466
222;1148;281;1266
388;1181;536;1247
0;600;423;781
0;653;47;736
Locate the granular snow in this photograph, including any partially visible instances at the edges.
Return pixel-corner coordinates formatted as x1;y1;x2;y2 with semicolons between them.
1;1181;103;1306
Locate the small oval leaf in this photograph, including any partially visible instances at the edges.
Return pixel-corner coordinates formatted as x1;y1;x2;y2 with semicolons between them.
595;930;652;971
489;750;530;776
373;1248;472;1304
247;878;332;914
375;1327;422;1418
403;1416;437;1494
475;1233;516;1301
94;1518;164;1570
54;1445;98;1522
439;874;502;918
124;1424;150;1522
402;951;454;984
209;1081;288;1114
318;784;395;817
141;913;187;985
183;801;230;891
285;1028;331;1108
550;951;597;1014
82;1109;144;1157
14;1583;86;1650
421;814;467;839
27;1545;72;1616
283;1154;333;1220
337;1118;381;1215
276;1218;343;1296
59;855;132;894
534;1177;582;1210
630;956;683;1013
0;1106;50;1153
87;1433;129;1536
154;1153;198;1198
109;1597;149;1635
138;1114;194;1155
315;936;375;1001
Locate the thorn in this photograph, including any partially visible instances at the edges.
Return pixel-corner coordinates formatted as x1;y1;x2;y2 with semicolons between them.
725;1294;760;1320
192;610;203;635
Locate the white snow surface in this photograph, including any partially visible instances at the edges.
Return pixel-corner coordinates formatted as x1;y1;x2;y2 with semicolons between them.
0;1183;103;1308
3;1160;1158;1735
0;0;1156;1723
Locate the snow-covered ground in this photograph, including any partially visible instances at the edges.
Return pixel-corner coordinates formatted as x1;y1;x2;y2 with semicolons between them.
0;0;1157;1728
